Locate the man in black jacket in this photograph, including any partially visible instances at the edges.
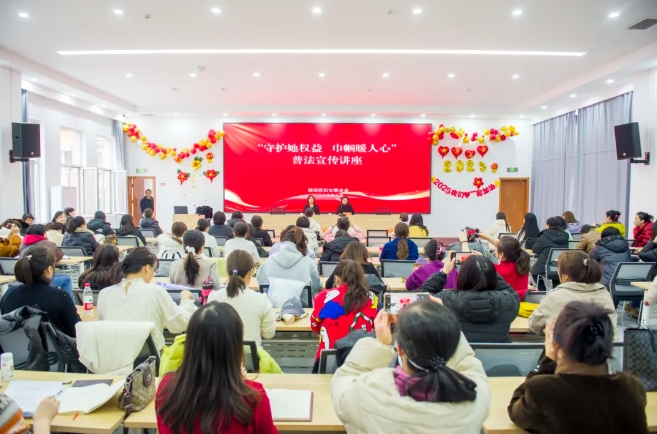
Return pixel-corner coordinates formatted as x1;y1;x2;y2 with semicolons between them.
140;189;154;214
208;211;234;238
320;231;358;262
531;217;569;289
87;211;115;236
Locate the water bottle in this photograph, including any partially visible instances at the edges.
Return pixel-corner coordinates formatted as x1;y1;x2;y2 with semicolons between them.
201;279;214;305
1;353;14;381
83;283;94;316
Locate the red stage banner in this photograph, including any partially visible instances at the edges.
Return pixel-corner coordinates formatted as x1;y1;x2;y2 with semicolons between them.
224;123;432;213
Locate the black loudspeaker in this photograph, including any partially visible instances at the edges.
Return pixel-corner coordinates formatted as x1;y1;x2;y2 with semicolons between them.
12;122;41;159
614;122;641;160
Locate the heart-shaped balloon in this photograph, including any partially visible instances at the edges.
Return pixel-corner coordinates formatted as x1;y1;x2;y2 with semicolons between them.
477;145;489;157
451;147;463;158
464;150;476;159
438;146;449;158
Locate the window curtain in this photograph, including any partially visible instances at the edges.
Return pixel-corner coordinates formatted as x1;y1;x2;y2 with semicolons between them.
21;89;30;214
112;119;126;170
530;112;577;223
567;92;632;227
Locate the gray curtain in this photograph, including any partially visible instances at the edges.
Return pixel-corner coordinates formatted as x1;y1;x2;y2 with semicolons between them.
530;112;577;224
112;119;126;170
568;93;632;227
22;89;30;214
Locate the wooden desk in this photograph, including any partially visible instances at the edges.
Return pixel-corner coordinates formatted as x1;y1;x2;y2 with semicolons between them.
483;376;657;433
0;275;15;295
383;277;407;292
633;281;657;327
632;281;652;290
124;374;343;431
219;246;271;254
57;256;93;267
145;237;157;244
274;308;313;332
117;245;133;253
6;371;125;434
77;306;99;321
509;316;530;333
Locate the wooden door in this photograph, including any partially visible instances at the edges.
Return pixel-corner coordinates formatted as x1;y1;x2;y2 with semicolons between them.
127;176;156;219
498;178;529;233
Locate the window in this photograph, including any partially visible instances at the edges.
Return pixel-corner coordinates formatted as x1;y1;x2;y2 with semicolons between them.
61;166;80;188
60;128;82;190
98;170;111;212
97;136;112;169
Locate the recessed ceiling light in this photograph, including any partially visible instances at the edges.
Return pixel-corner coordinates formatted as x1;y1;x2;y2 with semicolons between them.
211;7;221;14
371;113;376;117
223;113;228;117
189;73;196;78
382;72;390;78
125;73;133;78
470;114;475;117
606;78;615;84
570;94;577;98
253;72;260;77
519;115;524;118
18;12;29;18
318;72;325;78
541;105;547;109
512;74;520;79
312;7;322;14
272;113;277;117
512;9;522;16
608;12;620;18
113;9;123;15
420;114;426;117
448;73;455;78
321;113;326;117
413;8;423;15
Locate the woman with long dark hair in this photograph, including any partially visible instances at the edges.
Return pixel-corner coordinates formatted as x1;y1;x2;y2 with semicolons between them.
156;302;278;434
488;212;512;239
224;222;261;264
78;244;120;290
408;214;429;237
478;233;531;300
330;298;489;433
380;222;419;261
169;231;221;290
517;212;540;249
304;194;320;215
325;240;380;289
116;214;146;246
336;196;354;214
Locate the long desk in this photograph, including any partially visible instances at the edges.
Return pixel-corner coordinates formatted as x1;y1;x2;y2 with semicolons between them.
0;274;16;295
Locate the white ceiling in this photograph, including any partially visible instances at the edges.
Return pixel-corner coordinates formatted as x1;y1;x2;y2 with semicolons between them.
1;0;656;119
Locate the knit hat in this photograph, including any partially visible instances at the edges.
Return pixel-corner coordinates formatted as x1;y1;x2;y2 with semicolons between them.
0;394;29;434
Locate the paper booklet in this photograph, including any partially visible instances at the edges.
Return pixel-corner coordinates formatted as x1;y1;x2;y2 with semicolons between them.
265;389;313;421
57;381;125;415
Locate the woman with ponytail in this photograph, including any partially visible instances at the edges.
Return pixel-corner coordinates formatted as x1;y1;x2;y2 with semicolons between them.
380;222;419;261
479;233;530;300
169;231;221;290
98;247;196;349
330;298;489;434
510;301;647;434
528;250;617;336
596;209;626;238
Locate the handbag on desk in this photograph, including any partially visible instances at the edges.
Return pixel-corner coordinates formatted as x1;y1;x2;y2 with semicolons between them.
623;327;657;391
119;356;157;418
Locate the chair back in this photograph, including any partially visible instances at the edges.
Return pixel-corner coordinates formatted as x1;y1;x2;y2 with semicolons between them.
367;230;389;237
609;262;655;304
498;233;516;239
571;233;582;241
270;207;286;215
470;343;545;376
259;284;313;307
243;340;260;373
133;335;161;373
366;236;390;247
255;238;264;246
0;328;31;369
116;236;139;247
319;349;338;374
611;341;624;373
318;261;339;278
380;260;415;278
59;246;88;257
140;229;156;238
546;248;576;281
266;230;276;239
155;258;175;277
215;236;228;247
523;291;547;303
410;237;432;248
628;239;636;247
0;258;18;275
568;241;580;249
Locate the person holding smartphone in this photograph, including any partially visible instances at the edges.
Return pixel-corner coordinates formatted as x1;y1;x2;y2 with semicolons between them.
0;223;21;257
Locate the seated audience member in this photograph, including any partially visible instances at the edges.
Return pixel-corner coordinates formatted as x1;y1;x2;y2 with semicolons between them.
269;225;296;256
488;212;511;239
296;216;321;257
326;240;381;289
98;247;197;350
311;260;378;373
208;211;234;238
19;213;34;235
155;302;278;434
0;246;80;337
330;299;490;434
399;212;409;225
320;230;359;262
596;210;626;238
195;219;218;257
169;231;221;290
256;227;321;295
408;214;429;237
157;222;187;259
556;216;574;241
78;244;120;290
405;239;457;291
52;210;67;226
246;223;269;258
633;211;654;248
531;217;569;290
0;394;60;434
509;301;647;434
224;222;261;263
139;208;163;236
638;222;657;264
62;216;100;255
304;208;322;234
562;211;582;234
479;233;530;300
336;196;355;214
517;212;540;249
420;254;519;343
380;223;419;261
226;211;244;228
63;207;76;220
590;227;631;286
577;224;600;254
323;215;364;242
116;214;146;246
45;223;64;246
208;250;275;347
528;250;616;335
251;215;273;246
0;223;21;257
87;211;115;237
304;194;320;215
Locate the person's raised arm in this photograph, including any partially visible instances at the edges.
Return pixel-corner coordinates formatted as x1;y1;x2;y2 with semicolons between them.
478;230;499;247
458;230;471;252
419;254;454;294
260;297;276;340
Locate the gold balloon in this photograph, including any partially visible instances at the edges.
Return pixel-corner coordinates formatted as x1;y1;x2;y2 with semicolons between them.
159;153;167;160
484;129;490;135
463;137;470;144
456;160;465;173
478;137;485;143
495;136;501;142
129;135;137;142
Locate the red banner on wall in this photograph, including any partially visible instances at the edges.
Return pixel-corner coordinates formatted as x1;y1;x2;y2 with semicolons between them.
224;123;432;213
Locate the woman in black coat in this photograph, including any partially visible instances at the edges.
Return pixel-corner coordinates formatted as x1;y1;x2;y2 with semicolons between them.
61;216;100;255
115;214;147;245
420;254;520;343
320;231;358;262
531;217;569;289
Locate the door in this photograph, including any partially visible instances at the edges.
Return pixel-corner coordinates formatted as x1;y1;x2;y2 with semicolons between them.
127;176;156;219
498;178;529;232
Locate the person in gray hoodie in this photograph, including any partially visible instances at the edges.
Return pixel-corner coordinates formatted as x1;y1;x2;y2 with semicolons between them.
256;227;322;297
589;227;632;287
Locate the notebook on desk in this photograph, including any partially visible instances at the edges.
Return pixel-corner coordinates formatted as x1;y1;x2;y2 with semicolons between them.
266;389;313;421
57;381;125;414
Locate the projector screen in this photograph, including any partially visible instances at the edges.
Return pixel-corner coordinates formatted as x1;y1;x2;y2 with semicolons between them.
223;123;432;213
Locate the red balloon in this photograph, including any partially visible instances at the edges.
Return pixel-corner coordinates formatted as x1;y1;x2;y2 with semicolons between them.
209;129;216;135
490;135;496;141
190;148;197;154
193;143;200;149
173;148;177;151
210;137;217;144
501;134;507;141
185;152;190;158
438;133;445;140
154;148;160;154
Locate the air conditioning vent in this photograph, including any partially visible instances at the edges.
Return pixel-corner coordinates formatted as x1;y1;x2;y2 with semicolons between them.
628;18;657;30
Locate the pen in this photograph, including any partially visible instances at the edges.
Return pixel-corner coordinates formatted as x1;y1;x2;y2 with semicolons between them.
72;413;79;421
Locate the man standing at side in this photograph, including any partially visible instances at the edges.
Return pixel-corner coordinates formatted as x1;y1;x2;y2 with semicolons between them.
140;189;154;214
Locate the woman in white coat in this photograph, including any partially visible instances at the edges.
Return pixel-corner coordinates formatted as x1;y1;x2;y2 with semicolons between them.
488;212;512;239
330;298;490;434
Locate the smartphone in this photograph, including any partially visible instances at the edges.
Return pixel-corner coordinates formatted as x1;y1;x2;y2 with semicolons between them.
384;292;430;315
455;252;474;266
465;227;479;243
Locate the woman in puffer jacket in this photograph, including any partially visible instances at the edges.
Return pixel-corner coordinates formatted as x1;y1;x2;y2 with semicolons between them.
61;216;99;255
590;227;632;286
638;222;657;264
632;212;654;249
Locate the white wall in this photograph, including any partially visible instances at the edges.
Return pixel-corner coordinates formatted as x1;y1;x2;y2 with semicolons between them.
0;67;24;217
124;117;533;236
629;66;657;218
